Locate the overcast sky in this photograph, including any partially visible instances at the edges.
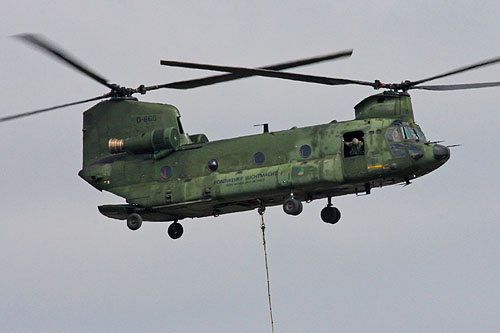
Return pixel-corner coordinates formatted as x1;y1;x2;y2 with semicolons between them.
1;1;499;332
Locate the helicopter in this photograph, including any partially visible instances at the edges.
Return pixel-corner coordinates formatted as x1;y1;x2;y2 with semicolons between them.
3;34;500;240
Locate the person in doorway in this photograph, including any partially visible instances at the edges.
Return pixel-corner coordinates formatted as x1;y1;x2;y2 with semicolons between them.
346;137;364;156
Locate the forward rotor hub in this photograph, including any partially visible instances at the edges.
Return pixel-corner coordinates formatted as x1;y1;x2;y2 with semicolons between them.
374;80;412;91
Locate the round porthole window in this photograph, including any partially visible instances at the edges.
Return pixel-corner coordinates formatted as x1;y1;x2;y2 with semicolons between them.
300;144;312;158
207;159;218;172
254;152;265;165
160;166;172;180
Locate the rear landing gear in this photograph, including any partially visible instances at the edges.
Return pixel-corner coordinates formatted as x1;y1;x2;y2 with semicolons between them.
168;221;183;239
321;197;341;224
126;213;142;230
283;197;303;216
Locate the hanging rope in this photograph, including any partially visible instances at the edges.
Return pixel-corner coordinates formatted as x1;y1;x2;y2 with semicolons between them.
259;208;274;333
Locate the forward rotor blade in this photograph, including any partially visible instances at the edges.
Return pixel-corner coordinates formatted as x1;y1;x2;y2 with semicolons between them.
149;50;353;90
405;56;500;89
159;60;375;88
0;94;109;123
260;50;353;71
410;81;500;91
14;33;116;91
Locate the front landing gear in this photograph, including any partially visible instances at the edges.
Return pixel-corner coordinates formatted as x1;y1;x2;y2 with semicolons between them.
321;197;341;224
126;213;142;231
283;197;303;216
168;221;183;239
125;213;184;239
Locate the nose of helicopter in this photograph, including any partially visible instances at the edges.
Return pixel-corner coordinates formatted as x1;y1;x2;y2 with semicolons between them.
433;144;450;161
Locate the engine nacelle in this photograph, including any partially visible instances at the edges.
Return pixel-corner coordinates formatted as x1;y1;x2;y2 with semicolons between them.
108;127;180;154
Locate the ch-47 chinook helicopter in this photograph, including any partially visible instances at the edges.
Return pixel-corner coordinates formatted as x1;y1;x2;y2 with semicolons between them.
3;34;500;239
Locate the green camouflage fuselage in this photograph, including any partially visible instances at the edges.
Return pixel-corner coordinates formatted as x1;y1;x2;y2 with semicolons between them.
79;92;449;221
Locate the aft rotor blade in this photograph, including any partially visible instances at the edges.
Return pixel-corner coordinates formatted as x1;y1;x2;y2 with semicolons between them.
410;81;500;91
159;60;375;88
0;94;109;123
148;50;353;90
404;56;500;89
14;34;116;91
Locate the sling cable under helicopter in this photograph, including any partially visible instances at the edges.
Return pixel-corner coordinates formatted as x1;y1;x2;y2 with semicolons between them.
257;206;275;333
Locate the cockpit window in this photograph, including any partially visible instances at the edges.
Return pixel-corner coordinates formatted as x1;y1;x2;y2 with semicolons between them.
413;127;427;142
388;121;426;143
402;126;417;141
385;127;402;143
390;143;406;157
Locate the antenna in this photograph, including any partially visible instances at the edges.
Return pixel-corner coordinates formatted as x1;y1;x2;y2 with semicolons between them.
254;123;269;133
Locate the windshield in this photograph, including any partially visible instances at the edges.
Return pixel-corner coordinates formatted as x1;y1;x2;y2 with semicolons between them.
390;121;426;142
412;126;427;142
402;125;417;141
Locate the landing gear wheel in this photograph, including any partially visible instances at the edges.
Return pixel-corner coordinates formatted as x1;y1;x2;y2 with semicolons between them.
321;206;341;224
126;213;142;231
283;198;303;216
168;222;184;239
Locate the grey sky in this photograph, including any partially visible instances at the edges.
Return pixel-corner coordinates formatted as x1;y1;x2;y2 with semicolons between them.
1;1;499;332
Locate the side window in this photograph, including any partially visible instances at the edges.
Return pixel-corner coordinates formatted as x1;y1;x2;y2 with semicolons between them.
343;131;365;158
385;127;402;143
254;152;265;165
160;166;173;180
299;144;312;158
207;159;218;172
